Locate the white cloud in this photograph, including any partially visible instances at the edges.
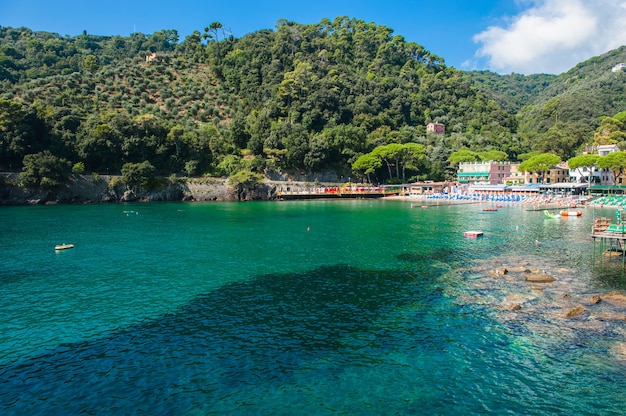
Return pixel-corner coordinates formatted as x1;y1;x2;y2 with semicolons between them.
472;0;626;74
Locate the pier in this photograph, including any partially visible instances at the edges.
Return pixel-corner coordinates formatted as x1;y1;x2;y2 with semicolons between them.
591;214;626;268
276;184;398;200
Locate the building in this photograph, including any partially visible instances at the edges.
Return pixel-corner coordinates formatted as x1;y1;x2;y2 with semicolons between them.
426;122;445;135
524;162;569;184
612;63;626;72
400;181;448;196
502;163;524;185
598;144;620;156
457;161;512;185
569;145;619;185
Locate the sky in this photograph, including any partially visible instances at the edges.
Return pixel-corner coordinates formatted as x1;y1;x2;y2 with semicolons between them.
2;0;626;75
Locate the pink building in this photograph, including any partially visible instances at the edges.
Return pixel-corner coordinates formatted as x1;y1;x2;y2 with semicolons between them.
426;122;445;135
457;161;512;185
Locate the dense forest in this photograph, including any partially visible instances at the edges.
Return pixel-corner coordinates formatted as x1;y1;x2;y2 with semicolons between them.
1;18;625;189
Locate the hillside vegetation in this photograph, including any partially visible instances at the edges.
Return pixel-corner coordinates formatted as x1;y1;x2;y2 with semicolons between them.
1;18;625;189
467;46;626;158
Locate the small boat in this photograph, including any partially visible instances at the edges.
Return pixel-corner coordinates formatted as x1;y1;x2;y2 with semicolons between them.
464;230;483;238
560;210;582;217
483;208;498;212
55;243;74;251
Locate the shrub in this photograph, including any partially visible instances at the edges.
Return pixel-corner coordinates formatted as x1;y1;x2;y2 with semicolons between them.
228;169;264;188
19;151;71;190
72;162;85;174
121;160;155;188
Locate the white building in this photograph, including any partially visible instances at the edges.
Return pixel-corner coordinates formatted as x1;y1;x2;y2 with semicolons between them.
611;63;626;72
569;144;619;185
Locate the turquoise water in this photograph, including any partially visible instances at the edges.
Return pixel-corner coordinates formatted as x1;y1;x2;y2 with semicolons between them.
1;200;625;415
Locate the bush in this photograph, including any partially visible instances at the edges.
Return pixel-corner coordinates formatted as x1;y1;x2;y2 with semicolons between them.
19;151;71;190
228;169;264;188
121;160;156;188
72;162;85;174
108;176;123;189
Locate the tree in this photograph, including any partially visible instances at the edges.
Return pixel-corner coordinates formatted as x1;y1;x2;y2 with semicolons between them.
397;143;426;180
372;143;403;180
594;115;626;145
479;150;508;162
352;153;382;183
596;151;626;183
518;153;561;184
0;99;44;168
567;154;598;185
448;149;480;165
121;161;155;189
82;55;98;73
19;150;71;189
535;124;581;159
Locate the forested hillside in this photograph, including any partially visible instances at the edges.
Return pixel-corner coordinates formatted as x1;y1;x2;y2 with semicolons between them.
0;18;624;188
467;46;626;159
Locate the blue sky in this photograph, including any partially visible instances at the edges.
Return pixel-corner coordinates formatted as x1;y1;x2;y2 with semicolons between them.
2;0;626;75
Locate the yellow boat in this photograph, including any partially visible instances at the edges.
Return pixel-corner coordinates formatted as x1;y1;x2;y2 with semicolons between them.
55;243;74;251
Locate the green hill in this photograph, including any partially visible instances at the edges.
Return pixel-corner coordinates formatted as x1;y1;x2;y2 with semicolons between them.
1;19;625;186
466;46;626;158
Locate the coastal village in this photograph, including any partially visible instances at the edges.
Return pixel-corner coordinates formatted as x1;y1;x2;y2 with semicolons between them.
278;137;625;204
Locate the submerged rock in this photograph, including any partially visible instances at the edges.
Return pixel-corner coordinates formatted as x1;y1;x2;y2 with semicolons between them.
524;273;556;283
602;292;626;305
589;295;602;305
564;305;586;318
507;266;531;273
501;293;535;310
596;313;626;321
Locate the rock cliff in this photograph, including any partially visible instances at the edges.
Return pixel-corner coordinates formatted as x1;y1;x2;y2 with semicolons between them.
0;175;278;205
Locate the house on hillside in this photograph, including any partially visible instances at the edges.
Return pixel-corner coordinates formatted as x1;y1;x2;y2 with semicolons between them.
597;144;620;156
612;63;626;72
426;122;445;135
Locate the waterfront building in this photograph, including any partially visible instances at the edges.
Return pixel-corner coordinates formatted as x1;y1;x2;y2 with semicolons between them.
457;161;512;185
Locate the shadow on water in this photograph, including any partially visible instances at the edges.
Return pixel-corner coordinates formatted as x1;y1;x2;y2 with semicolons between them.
0;264;445;415
396;247;456;265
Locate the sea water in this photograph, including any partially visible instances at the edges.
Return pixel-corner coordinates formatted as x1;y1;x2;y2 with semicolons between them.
0;200;625;415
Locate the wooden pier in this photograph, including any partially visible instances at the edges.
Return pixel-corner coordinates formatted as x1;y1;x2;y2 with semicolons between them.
591;216;626;268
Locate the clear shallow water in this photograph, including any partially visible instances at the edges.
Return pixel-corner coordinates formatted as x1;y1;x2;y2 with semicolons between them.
1;200;625;415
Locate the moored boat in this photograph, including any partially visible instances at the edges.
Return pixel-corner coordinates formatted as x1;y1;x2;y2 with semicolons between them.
560;210;582;217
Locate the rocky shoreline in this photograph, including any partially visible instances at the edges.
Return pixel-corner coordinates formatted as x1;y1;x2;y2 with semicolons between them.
0;174;279;205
